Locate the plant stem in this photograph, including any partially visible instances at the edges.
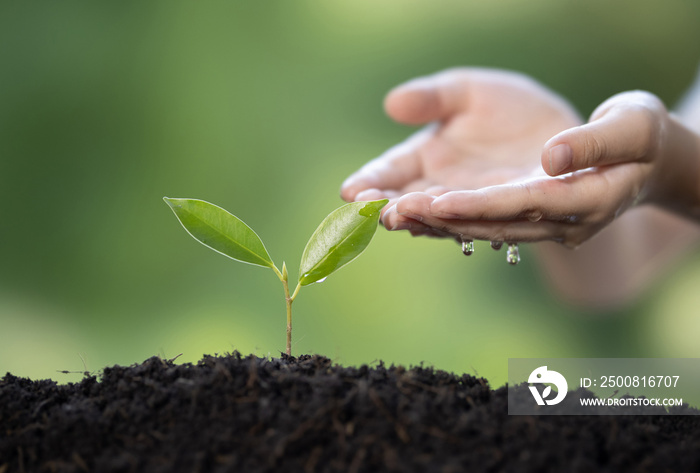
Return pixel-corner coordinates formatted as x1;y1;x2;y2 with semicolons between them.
283;277;292;356
290;281;301;301
272;264;301;356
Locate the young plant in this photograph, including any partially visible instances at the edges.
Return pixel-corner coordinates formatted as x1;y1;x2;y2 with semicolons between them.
163;197;388;356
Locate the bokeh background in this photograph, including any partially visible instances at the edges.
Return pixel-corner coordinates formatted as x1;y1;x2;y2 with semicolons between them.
3;1;700;387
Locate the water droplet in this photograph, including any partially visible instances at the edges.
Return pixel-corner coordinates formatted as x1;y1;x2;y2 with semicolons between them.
527;211;542;222
316;277;328;283
490;241;503;251
506;243;520;265
462;240;474;256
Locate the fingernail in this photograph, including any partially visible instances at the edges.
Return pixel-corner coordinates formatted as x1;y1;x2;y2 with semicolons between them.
549;144;573;175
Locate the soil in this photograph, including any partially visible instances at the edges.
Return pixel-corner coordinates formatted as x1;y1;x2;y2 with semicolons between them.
2;352;700;473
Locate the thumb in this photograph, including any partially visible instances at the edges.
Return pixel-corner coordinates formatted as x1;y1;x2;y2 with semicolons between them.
384;69;469;125
542;91;665;176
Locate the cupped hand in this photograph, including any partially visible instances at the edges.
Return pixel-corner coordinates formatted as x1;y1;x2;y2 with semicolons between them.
393;90;694;247
340;68;581;239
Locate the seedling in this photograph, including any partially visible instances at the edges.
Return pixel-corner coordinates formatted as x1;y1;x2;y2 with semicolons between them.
164;197;388;356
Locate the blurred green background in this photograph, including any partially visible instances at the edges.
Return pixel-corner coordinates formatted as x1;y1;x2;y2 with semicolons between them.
3;1;700;388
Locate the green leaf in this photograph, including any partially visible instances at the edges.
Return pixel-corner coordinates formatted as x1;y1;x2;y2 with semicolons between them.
163;197;274;268
299;199;388;286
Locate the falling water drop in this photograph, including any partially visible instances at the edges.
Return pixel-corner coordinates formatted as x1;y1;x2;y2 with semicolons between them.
462;240;474;256
490;241;503;251
506;243;520;265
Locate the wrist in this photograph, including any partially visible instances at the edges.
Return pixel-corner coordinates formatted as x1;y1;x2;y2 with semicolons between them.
647;115;700;220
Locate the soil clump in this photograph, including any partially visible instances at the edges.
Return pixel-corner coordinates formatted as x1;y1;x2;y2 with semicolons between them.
2;353;700;472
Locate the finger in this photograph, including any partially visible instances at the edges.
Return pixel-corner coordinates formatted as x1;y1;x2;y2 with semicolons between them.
428;180;587;223
396;192;435;222
385;207;451;238
352;179;445;204
354;188;401;202
381;204;399;229
429;166;644;224
543;91;665;176
384;69;471;125
395;192;473;237
382;201;432;233
419;218;570;245
392;189;609;245
424;185;452;196
382;203;411;231
340;125;434;202
379;197;400;222
393;192;571;241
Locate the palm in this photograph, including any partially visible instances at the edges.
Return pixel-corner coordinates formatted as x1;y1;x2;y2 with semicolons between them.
399;73;581;194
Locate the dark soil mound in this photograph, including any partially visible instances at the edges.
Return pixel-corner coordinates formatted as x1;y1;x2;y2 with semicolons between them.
2;353;700;472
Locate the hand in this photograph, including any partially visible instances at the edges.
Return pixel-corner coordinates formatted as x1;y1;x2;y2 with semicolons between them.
392;90;700;247
340;68;581;240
